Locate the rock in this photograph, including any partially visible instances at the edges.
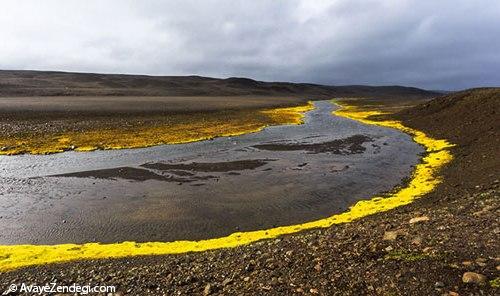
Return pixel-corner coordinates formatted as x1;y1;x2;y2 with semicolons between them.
411;236;423;245
203;283;212;295
476;257;487;264
409;216;430;224
473;205;495;216
422;247;434;254
244;262;255;272
434;281;445;288
243;276;250;282
462;272;487;284
383;230;401;241
384;246;393;252
461;261;474;266
310;288;319;294
314;263;322;272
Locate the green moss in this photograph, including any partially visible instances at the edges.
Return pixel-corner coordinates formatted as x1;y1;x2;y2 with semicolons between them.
489;277;500;288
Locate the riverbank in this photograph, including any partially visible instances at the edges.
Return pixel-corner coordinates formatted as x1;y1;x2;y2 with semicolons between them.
1;88;498;295
0;101;423;246
0;96;313;155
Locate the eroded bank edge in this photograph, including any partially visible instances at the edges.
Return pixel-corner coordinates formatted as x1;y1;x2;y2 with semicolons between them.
0;100;454;272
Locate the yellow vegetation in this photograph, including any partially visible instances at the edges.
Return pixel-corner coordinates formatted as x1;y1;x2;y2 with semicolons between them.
0;100;454;272
0;102;314;155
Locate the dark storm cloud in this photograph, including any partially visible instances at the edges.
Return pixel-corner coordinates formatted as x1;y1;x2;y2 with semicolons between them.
1;0;499;90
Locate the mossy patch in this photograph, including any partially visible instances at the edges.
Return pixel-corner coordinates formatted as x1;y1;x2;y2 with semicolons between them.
489;277;500;288
0;102;314;155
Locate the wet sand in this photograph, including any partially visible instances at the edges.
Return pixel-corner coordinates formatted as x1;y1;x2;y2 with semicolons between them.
0;101;423;245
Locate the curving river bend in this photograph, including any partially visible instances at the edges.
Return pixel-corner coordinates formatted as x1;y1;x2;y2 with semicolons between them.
0;101;423;244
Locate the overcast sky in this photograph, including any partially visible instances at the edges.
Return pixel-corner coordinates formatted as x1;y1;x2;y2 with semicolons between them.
1;0;499;90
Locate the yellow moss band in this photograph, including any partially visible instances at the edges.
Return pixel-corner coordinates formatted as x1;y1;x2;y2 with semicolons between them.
0;101;454;272
0;102;315;155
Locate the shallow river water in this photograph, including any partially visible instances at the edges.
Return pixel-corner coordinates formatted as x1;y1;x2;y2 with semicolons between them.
0;101;423;244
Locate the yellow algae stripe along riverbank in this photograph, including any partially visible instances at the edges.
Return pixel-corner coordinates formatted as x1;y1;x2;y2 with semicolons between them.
0;102;314;155
0;101;454;272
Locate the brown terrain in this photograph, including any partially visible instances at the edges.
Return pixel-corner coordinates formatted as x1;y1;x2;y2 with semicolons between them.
0;84;498;295
0;70;436;98
0;70;438;146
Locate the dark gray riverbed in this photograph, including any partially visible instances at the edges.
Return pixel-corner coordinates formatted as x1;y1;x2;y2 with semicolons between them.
0;101;423;244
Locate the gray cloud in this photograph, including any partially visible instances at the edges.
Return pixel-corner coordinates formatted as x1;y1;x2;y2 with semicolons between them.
1;0;499;90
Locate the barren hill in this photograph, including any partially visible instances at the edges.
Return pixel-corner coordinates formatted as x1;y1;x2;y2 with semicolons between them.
0;70;438;99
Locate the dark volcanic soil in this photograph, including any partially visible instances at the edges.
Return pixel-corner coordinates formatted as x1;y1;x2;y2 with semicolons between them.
393;88;500;189
253;135;372;154
53;159;274;183
141;159;272;173
1;88;499;295
52;167;194;183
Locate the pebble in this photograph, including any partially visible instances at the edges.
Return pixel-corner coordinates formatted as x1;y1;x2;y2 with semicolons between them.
203;283;212;295
422;247;434;254
434;281;445;288
411;236;423;245
314;263;322;272
462;272;487;284
383;230;401;241
409;216;430;224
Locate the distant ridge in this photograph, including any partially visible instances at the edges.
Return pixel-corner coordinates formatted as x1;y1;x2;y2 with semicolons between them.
0;70;439;99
